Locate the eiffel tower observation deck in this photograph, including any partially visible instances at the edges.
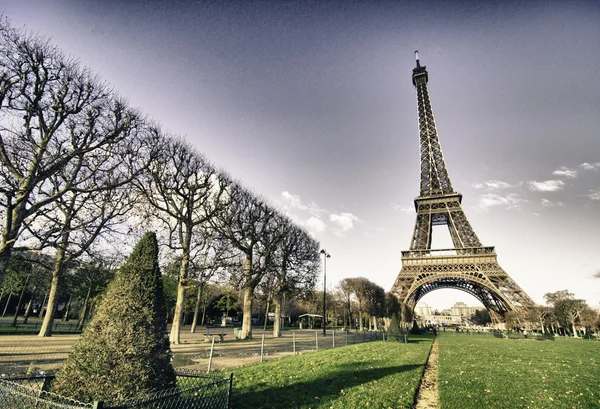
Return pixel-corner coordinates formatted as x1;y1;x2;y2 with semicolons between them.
391;52;534;324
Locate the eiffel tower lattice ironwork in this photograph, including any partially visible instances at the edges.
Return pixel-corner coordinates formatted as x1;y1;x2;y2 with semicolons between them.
391;52;534;323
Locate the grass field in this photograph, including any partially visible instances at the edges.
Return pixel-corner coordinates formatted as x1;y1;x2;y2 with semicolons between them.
229;335;434;409
438;333;600;409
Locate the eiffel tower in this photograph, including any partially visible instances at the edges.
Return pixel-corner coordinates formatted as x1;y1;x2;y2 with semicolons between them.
391;52;534;323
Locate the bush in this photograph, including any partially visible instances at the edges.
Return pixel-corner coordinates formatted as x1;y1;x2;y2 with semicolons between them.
52;232;176;402
387;314;408;343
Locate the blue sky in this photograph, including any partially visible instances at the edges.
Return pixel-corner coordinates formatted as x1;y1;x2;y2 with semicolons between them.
3;0;599;309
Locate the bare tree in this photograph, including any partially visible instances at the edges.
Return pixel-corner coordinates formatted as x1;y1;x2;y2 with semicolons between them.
268;219;319;337
136;137;229;344
211;184;279;339
188;235;233;333
17;99;152;336
0;20;118;283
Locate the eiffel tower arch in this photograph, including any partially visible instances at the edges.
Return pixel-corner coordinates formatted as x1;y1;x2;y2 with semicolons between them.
391;52;534;324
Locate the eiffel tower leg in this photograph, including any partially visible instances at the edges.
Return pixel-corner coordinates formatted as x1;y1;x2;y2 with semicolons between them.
410;213;432;250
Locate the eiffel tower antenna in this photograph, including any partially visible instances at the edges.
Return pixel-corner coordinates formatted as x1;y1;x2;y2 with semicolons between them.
391;54;534;324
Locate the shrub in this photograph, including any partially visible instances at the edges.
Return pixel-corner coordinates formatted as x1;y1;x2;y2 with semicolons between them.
387;313;407;343
52;232;176;402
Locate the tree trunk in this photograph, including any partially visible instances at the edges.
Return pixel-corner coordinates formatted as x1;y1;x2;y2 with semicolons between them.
263;297;270;331
2;293;12;317
358;310;364;331
77;285;92;331
540;320;545;334
201;303;207;326
571;321;578;338
0;191;32;284
38;290;48;319
241;286;254;339
190;282;204;333
23;291;35;324
11;275;30;327
169;226;192;345
62;295;72;321
273;293;283;337
38;245;67;337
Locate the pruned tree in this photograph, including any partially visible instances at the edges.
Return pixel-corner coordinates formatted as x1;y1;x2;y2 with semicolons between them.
188;235;235;333
0;19;122;284
136;137;229;344
211;184;279;339
555;299;588;337
21;103;153;337
526;306;552;334
268;218;319;337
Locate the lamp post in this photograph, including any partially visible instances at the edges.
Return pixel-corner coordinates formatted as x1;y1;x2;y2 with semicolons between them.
320;249;331;336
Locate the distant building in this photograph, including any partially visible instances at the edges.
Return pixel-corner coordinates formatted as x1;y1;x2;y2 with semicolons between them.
414;302;485;326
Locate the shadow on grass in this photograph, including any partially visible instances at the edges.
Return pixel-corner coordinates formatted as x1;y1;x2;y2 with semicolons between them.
230;362;422;409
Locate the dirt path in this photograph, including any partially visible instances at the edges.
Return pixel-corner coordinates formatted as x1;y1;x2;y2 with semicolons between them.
413;337;439;409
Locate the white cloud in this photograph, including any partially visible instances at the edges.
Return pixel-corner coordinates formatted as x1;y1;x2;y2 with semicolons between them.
580;162;600;171
393;204;413;214
541;198;565;208
329;212;359;232
588;189;600;201
472;180;511;190
475;193;523;210
527;180;565;192
552;166;577;179
305;216;326;232
280;191;324;216
281;191;306;210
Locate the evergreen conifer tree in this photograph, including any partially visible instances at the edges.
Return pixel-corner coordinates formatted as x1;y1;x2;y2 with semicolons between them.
53;232;176;402
388;313;404;342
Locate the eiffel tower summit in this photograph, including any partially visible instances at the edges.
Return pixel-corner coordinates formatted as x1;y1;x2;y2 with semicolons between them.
391;52;534;324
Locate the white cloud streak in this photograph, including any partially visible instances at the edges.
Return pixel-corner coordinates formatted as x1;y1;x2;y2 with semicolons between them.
472;180;511;190
588;189;600;201
329;212;359;232
552;166;577;179
475;193;524;210
580;162;600;171
306;216;326;232
527;180;565;192
393;204;413;214
281;191;324;216
541;198;565;208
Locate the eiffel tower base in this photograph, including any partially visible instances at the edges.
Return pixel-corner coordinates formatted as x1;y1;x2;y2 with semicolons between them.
391;247;534;324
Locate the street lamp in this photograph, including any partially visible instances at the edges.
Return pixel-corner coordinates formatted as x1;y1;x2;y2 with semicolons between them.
320;249;331;336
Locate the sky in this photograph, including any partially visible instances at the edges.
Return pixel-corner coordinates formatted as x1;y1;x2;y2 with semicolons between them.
2;0;599;310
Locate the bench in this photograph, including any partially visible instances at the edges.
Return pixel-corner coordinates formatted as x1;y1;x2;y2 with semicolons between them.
204;333;226;343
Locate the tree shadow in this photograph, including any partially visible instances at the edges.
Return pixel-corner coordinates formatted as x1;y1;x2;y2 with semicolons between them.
230;362;422;409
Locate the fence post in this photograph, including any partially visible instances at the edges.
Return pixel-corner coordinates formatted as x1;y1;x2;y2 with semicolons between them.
227;373;234;408
207;337;215;373
332;329;335;348
345;330;348;346
260;334;265;363
315;331;318;351
293;332;296;355
92;401;104;409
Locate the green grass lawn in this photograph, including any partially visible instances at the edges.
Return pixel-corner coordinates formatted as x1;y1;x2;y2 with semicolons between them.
229;335;434;409
438;333;600;409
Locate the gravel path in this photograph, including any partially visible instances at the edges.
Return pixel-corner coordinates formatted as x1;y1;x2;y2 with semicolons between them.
414;337;439;409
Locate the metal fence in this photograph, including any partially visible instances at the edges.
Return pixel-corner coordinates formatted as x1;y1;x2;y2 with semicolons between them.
0;329;384;376
0;370;232;409
194;329;383;372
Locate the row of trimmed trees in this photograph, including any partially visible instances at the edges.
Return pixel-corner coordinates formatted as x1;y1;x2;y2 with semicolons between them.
0;18;320;341
521;290;599;337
